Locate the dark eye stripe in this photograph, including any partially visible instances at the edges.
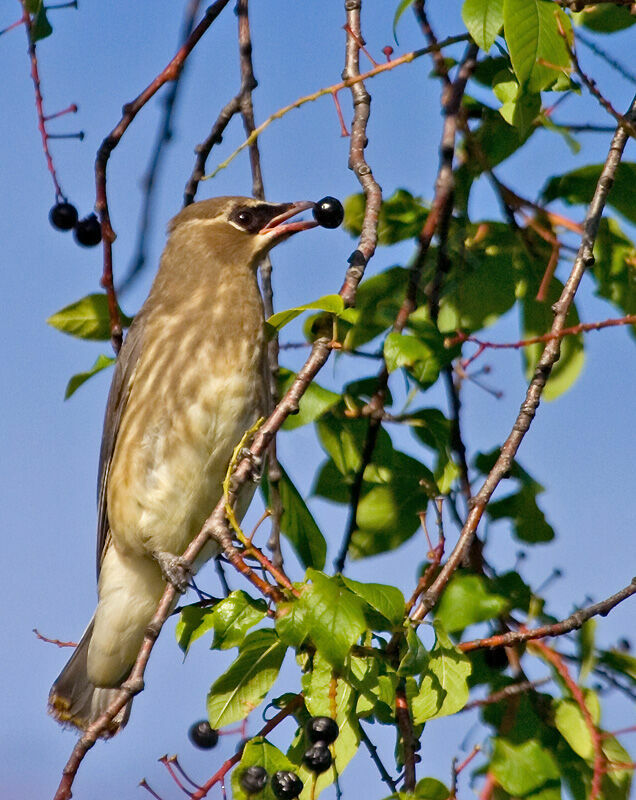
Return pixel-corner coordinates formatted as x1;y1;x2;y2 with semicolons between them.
229;203;291;233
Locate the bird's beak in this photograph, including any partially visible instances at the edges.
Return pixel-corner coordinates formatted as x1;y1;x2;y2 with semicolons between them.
258;201;318;238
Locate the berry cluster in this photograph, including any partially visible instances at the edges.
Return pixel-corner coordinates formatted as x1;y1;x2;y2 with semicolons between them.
49;200;102;247
302;716;339;775
239;766;303;799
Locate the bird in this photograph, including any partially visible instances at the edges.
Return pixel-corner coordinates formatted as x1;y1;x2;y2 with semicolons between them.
48;195;325;737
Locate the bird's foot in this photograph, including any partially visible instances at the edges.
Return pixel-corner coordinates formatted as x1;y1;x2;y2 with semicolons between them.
153;551;192;593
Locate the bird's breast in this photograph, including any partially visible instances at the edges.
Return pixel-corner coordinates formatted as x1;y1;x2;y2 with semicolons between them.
106;295;267;559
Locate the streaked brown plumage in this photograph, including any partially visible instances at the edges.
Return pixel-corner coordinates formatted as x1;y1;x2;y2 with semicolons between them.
49;197;318;736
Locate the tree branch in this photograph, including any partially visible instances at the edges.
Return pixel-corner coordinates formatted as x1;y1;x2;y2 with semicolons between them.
411;93;636;623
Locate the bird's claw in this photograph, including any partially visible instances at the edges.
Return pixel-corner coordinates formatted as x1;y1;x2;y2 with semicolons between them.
237;446;263;483
153;551;192;593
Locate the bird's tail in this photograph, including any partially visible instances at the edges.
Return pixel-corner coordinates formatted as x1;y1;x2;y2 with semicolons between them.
48;618;132;738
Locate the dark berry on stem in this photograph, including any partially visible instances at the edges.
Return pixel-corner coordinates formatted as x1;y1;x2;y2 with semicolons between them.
313;196;344;229
302;741;333;774
74;213;102;247
239;765;268;795
188;720;219;749
49;201;78;231
271;771;303;800
306;716;339;745
484;647;509;671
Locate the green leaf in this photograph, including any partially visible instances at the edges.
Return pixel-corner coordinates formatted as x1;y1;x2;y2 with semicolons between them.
290;653;360;799
262;464;326;570
25;0;42;12
462;0;504;51
31;5;53;41
47;294;131;340
384;328;446;388
343;189;428;246
487;486;555;543
576;5;636;33
277;368;340;431
491;738;560;796
343;266;409;350
315;415;394;477
463;102;535;171
175;605;216;655
232;738;296;800
266;294;348;334
341;576;405;627
597;648;636;684
64;354;116;399
592;218;636;323
415;777;451;800
522;278;585;400
543;163;636;226
398;627;429;677
503;0;572;92
300;570;367;668
602;735;633;800
211;591;268;650
554;693;599;760
275;595;310;648
578;618;597;683
436;573;509;633
207;629;287;728
413;622;471;722
393;0;415;43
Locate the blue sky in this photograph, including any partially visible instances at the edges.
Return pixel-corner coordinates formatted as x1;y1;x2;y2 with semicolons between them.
1;2;634;798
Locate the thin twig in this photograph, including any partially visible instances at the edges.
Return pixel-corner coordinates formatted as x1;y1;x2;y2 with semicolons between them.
460;577;636;652
94;0;233;353
120;0;203;291
411;94;636;623
359;723;398;794
462;678;551;711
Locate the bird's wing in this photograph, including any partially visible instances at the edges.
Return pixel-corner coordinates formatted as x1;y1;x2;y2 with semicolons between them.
96;312;146;578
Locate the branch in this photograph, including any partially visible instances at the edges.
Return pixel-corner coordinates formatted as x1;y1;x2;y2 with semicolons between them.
450;314;636;369
460;577;636;652
359;723;398;795
411;93;636;623
94;0;233;352
119;0;203;291
462;678;551;711
203;33;471;186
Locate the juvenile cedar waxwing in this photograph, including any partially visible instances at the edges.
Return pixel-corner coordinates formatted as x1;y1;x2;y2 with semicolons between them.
49;197;320;736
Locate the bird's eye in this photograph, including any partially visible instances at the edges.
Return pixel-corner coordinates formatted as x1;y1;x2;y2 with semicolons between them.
237;210;254;228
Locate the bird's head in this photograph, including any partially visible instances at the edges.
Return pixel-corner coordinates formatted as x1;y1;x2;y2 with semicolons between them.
167;196;319;268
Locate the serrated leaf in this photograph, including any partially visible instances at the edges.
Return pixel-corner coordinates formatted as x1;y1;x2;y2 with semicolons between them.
47;294;131;340
462;0;504;51
207;629;286;727
211;591;267;650
436;573;509;633
262;464;326;570
300;570;367;668
232;738;296;800
491;738;560;795
175;605;216;655
341;577;405;627
503;0;572;92
64;354;116;399
266;294;346;333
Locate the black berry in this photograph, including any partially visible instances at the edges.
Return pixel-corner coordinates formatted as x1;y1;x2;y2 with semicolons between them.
271;771;303;800
239;765;268;795
49;201;78;231
302;741;333;774
188;720;219;749
313;196;344;229
306;716;339;745
73;213;102;247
